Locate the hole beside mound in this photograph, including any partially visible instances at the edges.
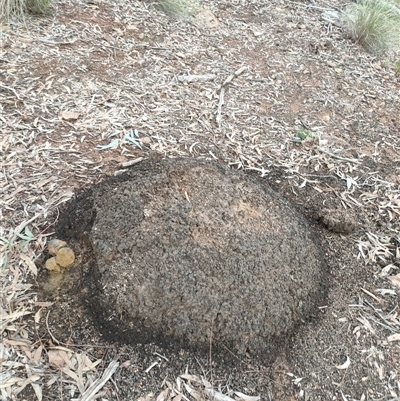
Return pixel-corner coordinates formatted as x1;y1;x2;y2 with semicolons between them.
52;158;328;361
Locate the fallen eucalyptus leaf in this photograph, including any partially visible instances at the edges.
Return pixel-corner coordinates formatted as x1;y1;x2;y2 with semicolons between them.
388;274;400;289
387;333;400;342
335;356;350;370
234;391;261;401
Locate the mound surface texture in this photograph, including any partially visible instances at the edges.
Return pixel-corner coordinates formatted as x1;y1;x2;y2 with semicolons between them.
58;158;326;357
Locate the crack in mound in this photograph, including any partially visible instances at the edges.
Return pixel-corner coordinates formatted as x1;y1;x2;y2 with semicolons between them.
56;158;327;360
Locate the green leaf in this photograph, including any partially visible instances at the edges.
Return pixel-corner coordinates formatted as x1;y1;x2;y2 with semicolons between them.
293;129;320;143
18;240;30;250
24;226;34;238
0;236;11;246
15;232;31;241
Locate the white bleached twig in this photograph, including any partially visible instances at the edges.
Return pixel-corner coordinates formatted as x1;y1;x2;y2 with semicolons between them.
216;66;248;125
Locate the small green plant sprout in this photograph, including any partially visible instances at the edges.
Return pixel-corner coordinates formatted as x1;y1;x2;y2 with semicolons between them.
292;129;320;143
0;225;35;271
341;0;400;54
98;129;143;151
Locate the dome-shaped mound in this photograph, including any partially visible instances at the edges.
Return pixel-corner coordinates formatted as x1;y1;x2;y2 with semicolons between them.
56;158;327;358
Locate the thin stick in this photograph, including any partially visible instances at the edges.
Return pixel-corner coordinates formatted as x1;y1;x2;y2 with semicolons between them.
46;309;60;345
360;287;382;303
318;148;361;163
216;86;225;125
216;66;247;125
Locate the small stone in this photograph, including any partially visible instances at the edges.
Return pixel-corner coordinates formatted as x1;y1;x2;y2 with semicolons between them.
55;247;75;268
45;257;61;272
252;30;264;37
48;239;67;256
61;111;80;121
140;137;151;144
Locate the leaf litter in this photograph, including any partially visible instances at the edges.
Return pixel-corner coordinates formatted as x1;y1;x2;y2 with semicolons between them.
1;0;400;399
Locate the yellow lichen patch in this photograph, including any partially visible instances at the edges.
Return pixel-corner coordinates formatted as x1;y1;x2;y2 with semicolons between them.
48;239;67;256
45;257;61;272
55;247;75;268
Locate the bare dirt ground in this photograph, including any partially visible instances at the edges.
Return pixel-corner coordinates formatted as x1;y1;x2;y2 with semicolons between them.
1;0;400;400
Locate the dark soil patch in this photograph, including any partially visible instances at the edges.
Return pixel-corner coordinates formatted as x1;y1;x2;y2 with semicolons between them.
34;155;400;400
41;158;328;363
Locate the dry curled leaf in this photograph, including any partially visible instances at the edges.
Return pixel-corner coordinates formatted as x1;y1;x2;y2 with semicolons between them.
32;344;43;364
387;333;400;342
234;391;261;401
388;274;400;289
20;254;38;275
335;356;351;370
48;350;71;369
156;388;170;401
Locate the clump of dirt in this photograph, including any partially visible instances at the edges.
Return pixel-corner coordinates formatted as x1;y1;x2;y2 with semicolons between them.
52;158;328;361
317;208;359;234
